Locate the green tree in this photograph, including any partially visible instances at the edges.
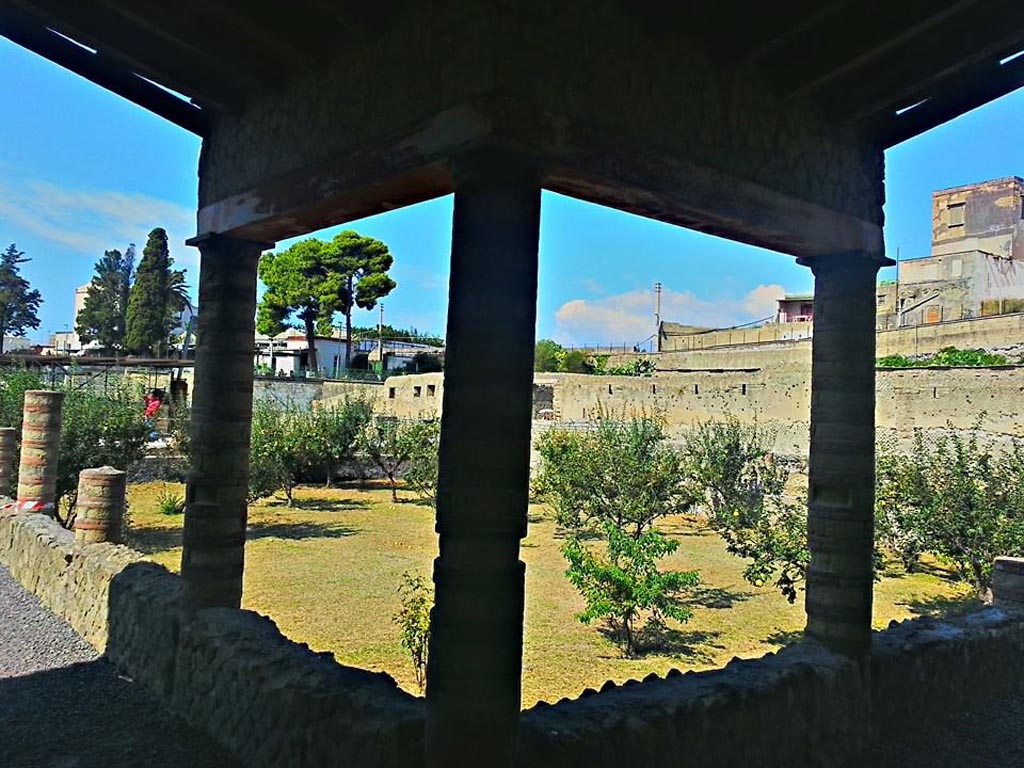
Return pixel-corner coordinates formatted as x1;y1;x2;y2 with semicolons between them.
0;244;42;354
683;418;808;602
358;417;439;502
534;414;700;656
126;228;188;356
307;398;373;486
534;339;565;372
258;232;396;375
876;425;1024;597
76;246;134;352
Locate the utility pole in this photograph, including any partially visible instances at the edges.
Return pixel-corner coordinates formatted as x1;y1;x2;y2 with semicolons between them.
653;282;662;352
377;302;384;371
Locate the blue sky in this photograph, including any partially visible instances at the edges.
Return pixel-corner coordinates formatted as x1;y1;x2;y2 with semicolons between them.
4;36;1024;347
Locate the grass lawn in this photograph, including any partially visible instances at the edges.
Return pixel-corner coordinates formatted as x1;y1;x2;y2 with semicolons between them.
127;481;975;708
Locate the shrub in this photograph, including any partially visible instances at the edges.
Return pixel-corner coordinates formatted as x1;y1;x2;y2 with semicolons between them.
358;417;439;503
403;420;440;508
394;571;432;692
155;486;186;516
682;418;809;602
307;398;373;486
877;424;1024;597
535;414;700;656
0;366;43;429
56;382;149;526
877;346;1008;368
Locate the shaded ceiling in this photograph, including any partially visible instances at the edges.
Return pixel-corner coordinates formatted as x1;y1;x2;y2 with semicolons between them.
3;0;1024;147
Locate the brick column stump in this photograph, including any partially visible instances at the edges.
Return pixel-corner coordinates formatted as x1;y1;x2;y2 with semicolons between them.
0;427;17;498
17;390;64;514
74;466;127;544
993;557;1024;606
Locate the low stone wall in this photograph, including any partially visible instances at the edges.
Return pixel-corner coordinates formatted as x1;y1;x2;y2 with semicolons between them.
0;510;141;651
0;511;423;768
5;510;1024;767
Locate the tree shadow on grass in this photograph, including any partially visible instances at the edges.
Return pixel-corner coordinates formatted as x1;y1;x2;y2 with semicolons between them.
599;623;725;663
262;498;368;513
683;585;755;610
763;628;804;647
900;592;979;619
127;519;359;555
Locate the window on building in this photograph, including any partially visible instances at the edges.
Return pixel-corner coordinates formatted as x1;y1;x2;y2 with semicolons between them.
413;386;422;397
427;384;436;396
948;202;965;228
388;387;396;399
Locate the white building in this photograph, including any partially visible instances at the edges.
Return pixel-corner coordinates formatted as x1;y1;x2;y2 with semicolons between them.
254;331;442;378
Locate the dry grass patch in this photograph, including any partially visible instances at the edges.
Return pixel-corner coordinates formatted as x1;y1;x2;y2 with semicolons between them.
127;481;974;707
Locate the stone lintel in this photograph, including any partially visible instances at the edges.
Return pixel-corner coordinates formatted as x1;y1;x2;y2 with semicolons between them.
194;96;882;261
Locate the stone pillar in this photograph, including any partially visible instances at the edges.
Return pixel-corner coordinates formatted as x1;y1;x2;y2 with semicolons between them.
799;252;886;656
17;390;64;514
425;149;541;768
180;235;265;611
74;466;127;544
0;427;17;498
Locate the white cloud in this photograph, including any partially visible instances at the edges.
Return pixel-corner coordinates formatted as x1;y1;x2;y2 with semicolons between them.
552;284;785;345
0;178;198;288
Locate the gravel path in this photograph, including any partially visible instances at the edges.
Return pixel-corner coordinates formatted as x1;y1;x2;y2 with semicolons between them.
0;565;240;768
857;695;1024;768
4;563;1024;767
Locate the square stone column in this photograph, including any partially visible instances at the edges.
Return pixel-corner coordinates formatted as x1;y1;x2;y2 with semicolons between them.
181;234;267;611
425;148;541;767
799;250;890;656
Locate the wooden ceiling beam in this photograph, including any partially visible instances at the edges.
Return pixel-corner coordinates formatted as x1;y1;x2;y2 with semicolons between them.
10;0;251;111
816;2;1024;126
0;6;208;135
872;54;1024;147
761;1;979;100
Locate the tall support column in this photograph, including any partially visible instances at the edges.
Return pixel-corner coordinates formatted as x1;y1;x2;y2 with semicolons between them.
425;149;541;767
800;251;888;656
181;235;265;611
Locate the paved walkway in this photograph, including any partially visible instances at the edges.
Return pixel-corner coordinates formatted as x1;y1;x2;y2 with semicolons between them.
0;566;239;768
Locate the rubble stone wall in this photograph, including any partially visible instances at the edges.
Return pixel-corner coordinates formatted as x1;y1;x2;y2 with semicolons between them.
5;508;1024;767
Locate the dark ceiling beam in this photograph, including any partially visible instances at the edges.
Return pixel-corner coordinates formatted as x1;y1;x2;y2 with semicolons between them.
10;0;249;111
818;2;1024;126
0;5;208;135
179;1;332;71
781;0;980;100
874;54;1024;148
742;1;846;64
93;0;298;90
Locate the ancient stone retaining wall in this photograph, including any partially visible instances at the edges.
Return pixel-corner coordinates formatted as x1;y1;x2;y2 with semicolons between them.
5;510;1024;767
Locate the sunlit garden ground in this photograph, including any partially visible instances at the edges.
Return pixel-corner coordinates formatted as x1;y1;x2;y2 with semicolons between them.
127;480;975;708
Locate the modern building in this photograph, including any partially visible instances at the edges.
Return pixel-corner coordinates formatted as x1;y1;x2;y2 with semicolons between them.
254;331;442;378
775;293;814;324
877;177;1024;328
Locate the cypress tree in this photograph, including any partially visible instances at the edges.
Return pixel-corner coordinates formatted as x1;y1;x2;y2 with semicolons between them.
77;246;133;352
125;228;171;355
0;243;42;354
